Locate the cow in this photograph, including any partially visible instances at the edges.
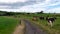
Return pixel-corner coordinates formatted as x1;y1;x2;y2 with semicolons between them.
46;17;56;27
53;17;57;19
32;16;38;21
46;16;49;20
39;16;44;20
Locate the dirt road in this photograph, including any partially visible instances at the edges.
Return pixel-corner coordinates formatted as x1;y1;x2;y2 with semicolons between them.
13;19;47;34
23;20;47;34
13;20;25;34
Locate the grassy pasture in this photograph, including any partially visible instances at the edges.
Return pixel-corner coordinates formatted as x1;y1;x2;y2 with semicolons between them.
32;18;60;34
17;13;60;34
0;16;19;34
0;13;60;34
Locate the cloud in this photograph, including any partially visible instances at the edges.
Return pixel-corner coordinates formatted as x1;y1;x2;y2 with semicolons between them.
0;0;45;9
0;0;60;13
0;0;28;3
46;7;60;13
18;4;46;13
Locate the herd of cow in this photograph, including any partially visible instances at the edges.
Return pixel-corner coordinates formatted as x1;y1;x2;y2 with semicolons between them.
32;16;57;27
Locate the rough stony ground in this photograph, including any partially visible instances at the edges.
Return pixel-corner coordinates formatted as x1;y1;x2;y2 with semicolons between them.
13;20;25;34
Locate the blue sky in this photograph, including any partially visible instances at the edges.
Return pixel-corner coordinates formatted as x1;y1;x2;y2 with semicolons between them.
0;0;60;13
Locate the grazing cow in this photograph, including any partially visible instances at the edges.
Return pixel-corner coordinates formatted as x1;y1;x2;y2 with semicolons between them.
53;17;57;19
46;16;49;20
46;17;48;20
39;16;44;20
46;17;56;27
32;16;38;21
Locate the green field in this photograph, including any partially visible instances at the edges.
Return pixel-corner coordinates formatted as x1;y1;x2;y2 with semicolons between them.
31;17;60;34
16;13;60;34
0;16;19;34
0;13;60;34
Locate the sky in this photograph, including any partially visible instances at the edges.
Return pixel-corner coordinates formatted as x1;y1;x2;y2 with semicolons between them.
0;0;60;13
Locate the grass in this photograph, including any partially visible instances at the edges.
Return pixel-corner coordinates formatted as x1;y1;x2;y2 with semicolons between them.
0;13;60;34
0;16;19;34
16;14;60;34
30;14;60;34
30;19;60;34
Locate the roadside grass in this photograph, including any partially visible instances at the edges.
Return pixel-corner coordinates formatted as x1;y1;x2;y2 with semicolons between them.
0;16;19;34
30;19;60;34
30;16;60;34
17;14;60;34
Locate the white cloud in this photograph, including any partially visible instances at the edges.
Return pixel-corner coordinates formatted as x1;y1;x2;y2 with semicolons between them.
0;6;11;9
0;0;28;3
43;0;60;6
0;0;60;13
46;7;60;13
18;4;46;13
0;9;19;12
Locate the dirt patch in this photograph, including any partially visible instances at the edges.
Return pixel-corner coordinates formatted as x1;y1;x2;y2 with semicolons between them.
13;21;26;34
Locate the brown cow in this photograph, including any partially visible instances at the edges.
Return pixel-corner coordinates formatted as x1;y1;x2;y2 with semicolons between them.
32;16;38;21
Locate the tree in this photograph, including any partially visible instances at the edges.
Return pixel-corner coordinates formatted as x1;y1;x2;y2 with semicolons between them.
40;11;44;14
36;10;44;14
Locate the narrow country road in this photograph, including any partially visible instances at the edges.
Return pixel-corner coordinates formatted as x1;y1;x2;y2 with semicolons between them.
13;19;47;34
23;20;47;34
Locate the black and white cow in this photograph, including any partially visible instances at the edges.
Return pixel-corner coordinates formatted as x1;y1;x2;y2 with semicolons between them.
46;17;56;27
